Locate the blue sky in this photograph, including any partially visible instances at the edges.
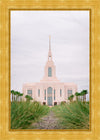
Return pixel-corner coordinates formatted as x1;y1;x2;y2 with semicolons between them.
11;11;89;100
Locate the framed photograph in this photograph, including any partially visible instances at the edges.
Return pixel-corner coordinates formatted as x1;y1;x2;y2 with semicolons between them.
0;0;100;140
11;10;90;130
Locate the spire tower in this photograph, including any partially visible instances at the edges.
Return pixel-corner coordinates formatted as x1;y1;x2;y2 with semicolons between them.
48;35;52;61
41;36;59;82
49;35;51;51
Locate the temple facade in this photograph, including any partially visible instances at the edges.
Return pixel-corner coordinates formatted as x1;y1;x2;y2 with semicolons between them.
22;36;77;106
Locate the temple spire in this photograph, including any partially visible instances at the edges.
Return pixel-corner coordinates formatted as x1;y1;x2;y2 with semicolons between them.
49;35;51;51
48;35;52;61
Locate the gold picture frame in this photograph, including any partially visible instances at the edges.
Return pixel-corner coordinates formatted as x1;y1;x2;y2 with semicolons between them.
0;0;99;139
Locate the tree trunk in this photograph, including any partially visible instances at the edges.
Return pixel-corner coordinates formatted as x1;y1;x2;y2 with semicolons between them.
14;95;15;101
12;94;13;102
85;94;86;102
83;95;85;102
16;96;18;102
76;96;78;101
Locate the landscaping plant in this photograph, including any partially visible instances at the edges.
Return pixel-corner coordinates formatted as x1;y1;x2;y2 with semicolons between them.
11;101;49;129
52;101;89;129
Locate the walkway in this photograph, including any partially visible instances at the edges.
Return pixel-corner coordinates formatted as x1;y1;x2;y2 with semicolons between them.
28;110;61;129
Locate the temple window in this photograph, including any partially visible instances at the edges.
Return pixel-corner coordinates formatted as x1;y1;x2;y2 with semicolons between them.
68;90;72;97
38;89;40;97
44;89;46;100
27;90;32;97
48;67;52;77
54;89;55;100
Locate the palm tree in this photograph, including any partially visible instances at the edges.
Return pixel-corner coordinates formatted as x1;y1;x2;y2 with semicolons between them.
13;91;18;101
81;90;88;102
11;90;23;102
19;93;23;102
16;91;21;101
25;95;33;102
68;95;74;102
11;90;14;102
75;92;81;101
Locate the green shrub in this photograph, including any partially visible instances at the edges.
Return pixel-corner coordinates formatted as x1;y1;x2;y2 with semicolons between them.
11;101;49;129
52;101;89;129
60;101;66;105
25;95;33;102
68;95;74;102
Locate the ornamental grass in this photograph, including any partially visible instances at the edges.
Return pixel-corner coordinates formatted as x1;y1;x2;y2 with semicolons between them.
11;101;49;129
52;101;89;129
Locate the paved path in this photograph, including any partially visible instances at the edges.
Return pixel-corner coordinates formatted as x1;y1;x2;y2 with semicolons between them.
28;110;61;129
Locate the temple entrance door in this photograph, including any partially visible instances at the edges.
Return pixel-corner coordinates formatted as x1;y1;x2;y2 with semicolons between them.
47;87;52;106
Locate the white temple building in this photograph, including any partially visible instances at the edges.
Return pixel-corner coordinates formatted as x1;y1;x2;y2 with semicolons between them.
22;36;77;106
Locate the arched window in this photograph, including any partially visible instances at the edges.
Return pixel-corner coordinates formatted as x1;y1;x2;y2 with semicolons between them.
27;90;32;97
54;89;55;100
47;87;52;106
68;90;72;97
38;89;40;97
47;87;52;94
48;67;52;77
44;89;46;100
